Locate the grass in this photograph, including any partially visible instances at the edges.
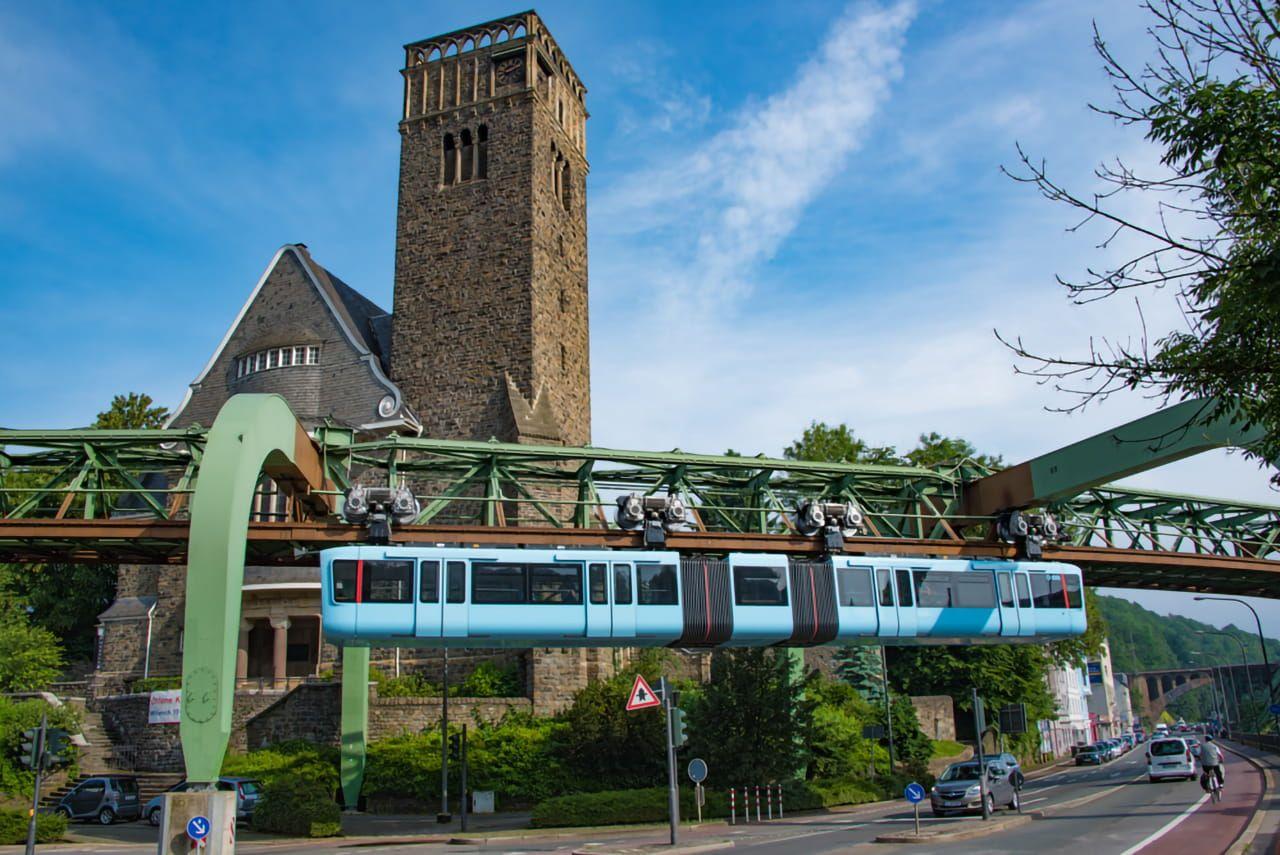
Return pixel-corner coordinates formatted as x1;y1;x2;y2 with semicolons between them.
930;739;967;759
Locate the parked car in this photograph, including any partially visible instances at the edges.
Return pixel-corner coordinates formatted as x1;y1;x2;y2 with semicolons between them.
930;760;1020;816
1147;737;1196;782
54;775;142;825
1107;739;1124;759
1076;744;1106;765
144;777;263;827
1185;736;1202;757
993;752;1026;788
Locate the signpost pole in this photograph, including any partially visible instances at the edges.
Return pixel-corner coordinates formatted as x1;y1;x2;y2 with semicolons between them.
660;677;679;846
24;713;46;855
972;688;989;821
439;648;451;824
903;782;925;837
460;725;468;833
914;802;920;837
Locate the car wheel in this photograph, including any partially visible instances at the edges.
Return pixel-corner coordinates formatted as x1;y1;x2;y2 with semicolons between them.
1008;791;1019;810
987;794;997;814
55;806;72;820
98;807;115;825
148;808;161;827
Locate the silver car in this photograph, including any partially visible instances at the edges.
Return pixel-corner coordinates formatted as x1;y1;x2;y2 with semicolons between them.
930;760;1020;816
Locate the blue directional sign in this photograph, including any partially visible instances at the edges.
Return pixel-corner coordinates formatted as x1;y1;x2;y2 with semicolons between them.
904;782;926;804
186;816;211;842
687;758;708;784
1269;703;1280;716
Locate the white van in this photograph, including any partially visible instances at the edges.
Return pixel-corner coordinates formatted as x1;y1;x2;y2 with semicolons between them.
1147;737;1195;782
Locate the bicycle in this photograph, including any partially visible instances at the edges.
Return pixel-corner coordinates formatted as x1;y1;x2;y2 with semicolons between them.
1201;768;1223;804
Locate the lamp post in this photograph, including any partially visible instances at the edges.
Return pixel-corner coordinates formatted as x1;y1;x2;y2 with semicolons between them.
1198;631;1251;731
1194;596;1278;731
1189;651;1225;729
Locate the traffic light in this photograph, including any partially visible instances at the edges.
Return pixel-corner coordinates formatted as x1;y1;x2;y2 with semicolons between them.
448;732;461;761
19;729;39;768
671;707;688;748
44;729;72;768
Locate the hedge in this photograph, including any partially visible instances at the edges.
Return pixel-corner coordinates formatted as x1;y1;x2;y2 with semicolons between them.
530;779;882;828
251;778;341;838
221;740;338;793
0;809;66;845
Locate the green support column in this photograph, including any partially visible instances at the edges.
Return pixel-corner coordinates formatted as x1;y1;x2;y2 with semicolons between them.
340;646;370;809
180;394;327;782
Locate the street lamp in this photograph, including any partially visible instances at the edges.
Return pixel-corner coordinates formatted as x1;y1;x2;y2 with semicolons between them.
1198;630;1253;731
1188;651;1226;729
1194;596;1278;731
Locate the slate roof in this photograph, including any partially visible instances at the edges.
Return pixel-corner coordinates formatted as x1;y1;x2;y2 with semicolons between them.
292;246;394;374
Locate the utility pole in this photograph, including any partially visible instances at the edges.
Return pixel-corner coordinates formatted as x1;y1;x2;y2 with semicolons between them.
25;713;47;855
460;725;468;832
438;648;451;824
971;688;989;821
881;647;896;774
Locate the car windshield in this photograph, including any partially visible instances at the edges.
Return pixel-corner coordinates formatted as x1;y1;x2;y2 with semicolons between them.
1150;739;1186;756
940;764;982;782
115;779;138;795
239;781;262;796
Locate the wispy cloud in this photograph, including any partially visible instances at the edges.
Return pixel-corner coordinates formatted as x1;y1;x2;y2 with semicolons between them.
596;1;917;309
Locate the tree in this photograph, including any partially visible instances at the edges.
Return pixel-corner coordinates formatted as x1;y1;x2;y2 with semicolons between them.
835;645;887;704
904;433;1003;471
687;648;809;784
93;393;169;429
1003;0;1280;470
0;608;63;692
784;422;897;466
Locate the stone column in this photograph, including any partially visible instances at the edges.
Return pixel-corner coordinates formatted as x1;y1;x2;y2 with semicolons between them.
270;617;291;688
235;619;252;682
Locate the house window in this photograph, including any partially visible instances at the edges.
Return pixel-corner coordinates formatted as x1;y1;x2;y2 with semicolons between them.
235;344;321;379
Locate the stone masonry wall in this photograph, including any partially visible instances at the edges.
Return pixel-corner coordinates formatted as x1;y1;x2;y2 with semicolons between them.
911;695;957;742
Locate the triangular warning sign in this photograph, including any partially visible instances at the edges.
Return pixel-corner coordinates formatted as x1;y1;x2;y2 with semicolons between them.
626;674;662;711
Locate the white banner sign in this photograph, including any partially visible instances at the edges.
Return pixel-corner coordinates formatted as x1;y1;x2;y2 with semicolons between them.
148;689;182;724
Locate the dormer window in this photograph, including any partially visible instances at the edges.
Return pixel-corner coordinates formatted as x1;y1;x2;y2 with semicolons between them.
237;344;320;378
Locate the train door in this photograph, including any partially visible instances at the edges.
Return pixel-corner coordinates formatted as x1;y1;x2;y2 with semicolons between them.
610;562;636;639
874;567;899;638
586;562;612;639
994;568;1020;636
414;559;443;640
894;568;917;638
1014;570;1035;637
832;562;878;640
442;559;469;638
355;557;416;638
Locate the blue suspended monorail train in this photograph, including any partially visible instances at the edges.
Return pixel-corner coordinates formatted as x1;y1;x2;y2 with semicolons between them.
320;546;1087;647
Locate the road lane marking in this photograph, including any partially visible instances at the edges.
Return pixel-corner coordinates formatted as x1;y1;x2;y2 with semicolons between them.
1117;792;1211;855
1022;798;1048;805
1026;784;1060;793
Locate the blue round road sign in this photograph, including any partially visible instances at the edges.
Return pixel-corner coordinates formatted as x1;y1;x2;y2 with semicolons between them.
186;816;211;841
687;758;708;783
904;782;926;804
1269;703;1280;716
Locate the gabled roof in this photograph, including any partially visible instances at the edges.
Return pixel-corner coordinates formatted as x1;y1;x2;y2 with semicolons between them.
166;244;419;433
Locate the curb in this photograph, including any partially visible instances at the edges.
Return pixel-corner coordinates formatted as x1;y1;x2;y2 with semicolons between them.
1224;741;1276;855
875;814;1032;844
571;841;733;855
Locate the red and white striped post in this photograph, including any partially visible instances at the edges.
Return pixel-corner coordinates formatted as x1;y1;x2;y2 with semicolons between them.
755;785;762;822
767;783;773;820
730;787;736;825
776;783;784;818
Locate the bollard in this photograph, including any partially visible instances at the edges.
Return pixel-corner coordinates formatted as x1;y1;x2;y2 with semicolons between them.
767;783;773;820
755;785;762;823
776;783;783;819
730;787;736;825
742;785;749;822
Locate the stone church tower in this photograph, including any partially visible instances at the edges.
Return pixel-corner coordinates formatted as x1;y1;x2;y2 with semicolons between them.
391;12;591;447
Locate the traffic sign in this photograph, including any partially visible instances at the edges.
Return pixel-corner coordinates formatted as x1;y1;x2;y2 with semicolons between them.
687;758;708;783
626;674;661;711
1270;703;1280;716
904;782;926;804
186;816;211;842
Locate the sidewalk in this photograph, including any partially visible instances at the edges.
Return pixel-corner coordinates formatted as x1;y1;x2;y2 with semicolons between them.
1224;740;1280;855
339;809;531;839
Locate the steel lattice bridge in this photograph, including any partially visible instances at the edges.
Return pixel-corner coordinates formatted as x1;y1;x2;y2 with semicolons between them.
2;392;1278;800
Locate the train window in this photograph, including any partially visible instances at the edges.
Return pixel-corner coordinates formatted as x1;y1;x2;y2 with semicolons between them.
614;565;633;604
420;560;440;603
362;560;414;603
733;565;788;606
837;566;874;607
637;565;678;605
895;569;914;607
913;571;954;608
1015;574;1031;609
1030;573;1061;608
997;572;1014;607
955;576;997;608
332;560;358;602
877;568;894;607
530;564;582;604
1065;575;1083;608
473;563;526;604
447;561;466;603
589;564;608;604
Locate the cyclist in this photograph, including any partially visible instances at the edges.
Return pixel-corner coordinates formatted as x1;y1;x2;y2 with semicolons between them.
1200;735;1225;790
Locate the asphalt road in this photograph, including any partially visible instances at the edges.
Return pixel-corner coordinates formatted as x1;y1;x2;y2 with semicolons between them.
20;744;1264;855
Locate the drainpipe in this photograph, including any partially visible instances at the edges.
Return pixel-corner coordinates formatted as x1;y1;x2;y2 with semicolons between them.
143;601;157;679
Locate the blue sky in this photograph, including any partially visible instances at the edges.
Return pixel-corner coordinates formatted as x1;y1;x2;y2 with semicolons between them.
1;0;1276;638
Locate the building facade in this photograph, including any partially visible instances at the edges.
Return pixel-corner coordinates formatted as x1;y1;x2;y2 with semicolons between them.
1039;664;1092;757
90;14;618;759
1086;639;1120;739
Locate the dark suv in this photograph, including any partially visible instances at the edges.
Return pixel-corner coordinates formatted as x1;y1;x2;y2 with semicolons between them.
55;775;142;824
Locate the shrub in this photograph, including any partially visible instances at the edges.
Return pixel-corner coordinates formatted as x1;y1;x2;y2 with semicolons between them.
459;661;521;697
0;697;80;799
130;676;182;693
0;808;66;844
221;740;338;793
251;777;341;838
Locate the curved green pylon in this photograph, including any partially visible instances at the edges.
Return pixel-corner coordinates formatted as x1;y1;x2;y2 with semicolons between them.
180;394;326;782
